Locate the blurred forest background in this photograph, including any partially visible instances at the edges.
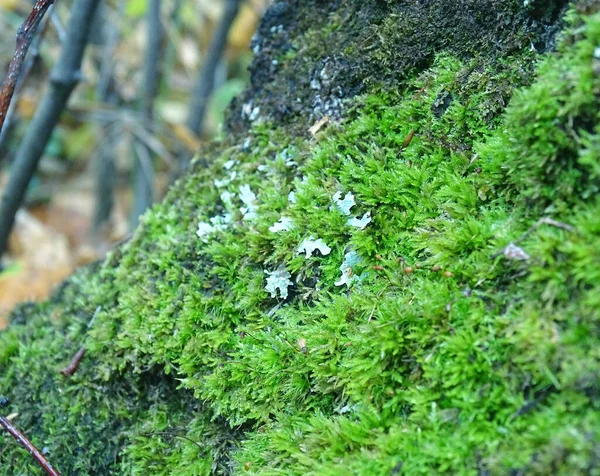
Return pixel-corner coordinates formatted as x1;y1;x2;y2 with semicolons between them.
0;0;270;326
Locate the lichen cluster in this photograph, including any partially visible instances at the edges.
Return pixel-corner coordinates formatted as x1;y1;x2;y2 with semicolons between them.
1;0;599;474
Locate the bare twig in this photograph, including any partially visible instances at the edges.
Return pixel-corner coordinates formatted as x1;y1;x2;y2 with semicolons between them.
59;347;86;377
0;402;60;476
175;0;242;172
0;0;56;138
0;0;102;259
0;5;55;154
160;0;185;90
93;2;125;234
50;9;67;43
142;0;163;123
59;306;100;376
133;139;156;206
130;122;175;167
185;0;241;137
131;0;164;226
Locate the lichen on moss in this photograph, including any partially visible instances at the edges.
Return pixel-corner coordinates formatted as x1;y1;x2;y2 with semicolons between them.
2;0;600;474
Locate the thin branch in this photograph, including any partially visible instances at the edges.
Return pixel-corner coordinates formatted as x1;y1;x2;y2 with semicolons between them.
142;0;163;123
92;2;125;234
50;9;67;43
130;122;175;167
131;138;155;226
59;306;100;376
0;0;56;139
59;347;86;377
160;0;185;89
131;0;164;226
176;0;241;173
0;5;54;154
0;0;102;259
0;414;61;475
95;0;126;101
185;0;241;137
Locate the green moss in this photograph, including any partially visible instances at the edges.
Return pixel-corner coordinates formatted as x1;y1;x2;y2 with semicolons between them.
1;1;599;474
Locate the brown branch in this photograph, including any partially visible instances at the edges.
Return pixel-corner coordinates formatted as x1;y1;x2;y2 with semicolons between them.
59;346;86;377
59;306;100;376
0;0;56;138
0;414;61;475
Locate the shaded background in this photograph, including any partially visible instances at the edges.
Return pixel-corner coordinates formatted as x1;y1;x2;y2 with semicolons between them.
0;0;270;325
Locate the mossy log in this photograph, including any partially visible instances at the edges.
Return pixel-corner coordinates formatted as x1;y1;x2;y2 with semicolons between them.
2;0;600;474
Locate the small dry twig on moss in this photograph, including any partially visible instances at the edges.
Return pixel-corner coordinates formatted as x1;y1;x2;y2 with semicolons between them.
59;306;100;376
0;399;60;475
59;346;86;377
0;0;55;139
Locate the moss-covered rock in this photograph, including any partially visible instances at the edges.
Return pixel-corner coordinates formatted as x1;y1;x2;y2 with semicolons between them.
1;0;600;474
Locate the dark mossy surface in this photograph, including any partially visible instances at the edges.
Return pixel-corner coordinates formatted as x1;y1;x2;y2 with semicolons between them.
226;0;569;137
2;0;600;474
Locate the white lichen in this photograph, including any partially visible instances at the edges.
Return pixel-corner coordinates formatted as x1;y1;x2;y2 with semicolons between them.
335;250;362;287
220;191;235;209
347;212;372;229
242;101;260;121
288;191;297;204
265;267;293;299
223;159;236;170
196;214;232;242
196;222;215;241
239;184;258;220
297;236;332;258
332;191;356;216
210;214;232;228
278;148;297;167
269;216;295;233
214;171;237;188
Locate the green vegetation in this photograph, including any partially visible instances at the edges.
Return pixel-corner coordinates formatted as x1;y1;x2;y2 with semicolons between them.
1;0;599;474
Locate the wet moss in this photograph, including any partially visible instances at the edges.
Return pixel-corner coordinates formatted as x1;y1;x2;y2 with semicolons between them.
2;0;599;474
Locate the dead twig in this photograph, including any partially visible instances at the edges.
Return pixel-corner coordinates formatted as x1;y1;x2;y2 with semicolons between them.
59;347;86;377
0;398;60;475
0;4;54;154
0;0;56;138
59;306;101;377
